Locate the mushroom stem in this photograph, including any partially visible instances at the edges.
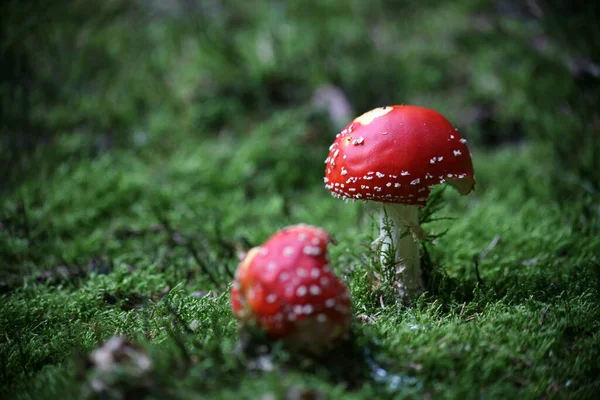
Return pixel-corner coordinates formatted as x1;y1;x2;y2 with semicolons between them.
377;203;424;299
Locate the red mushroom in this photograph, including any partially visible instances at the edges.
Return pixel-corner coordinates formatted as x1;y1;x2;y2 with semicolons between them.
231;224;351;349
324;105;475;299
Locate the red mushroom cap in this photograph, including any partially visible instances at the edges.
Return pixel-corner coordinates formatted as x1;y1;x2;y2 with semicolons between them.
324;105;475;206
231;224;351;345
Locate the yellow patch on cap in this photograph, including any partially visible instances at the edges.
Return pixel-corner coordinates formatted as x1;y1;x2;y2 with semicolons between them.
238;247;259;276
353;106;393;126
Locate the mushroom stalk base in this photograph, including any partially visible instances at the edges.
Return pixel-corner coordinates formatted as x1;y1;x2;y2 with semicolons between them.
376;203;424;299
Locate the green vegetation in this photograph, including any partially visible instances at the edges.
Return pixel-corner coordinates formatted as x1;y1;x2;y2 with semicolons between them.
1;0;599;398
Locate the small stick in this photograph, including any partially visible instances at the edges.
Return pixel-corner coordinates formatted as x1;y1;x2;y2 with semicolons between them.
472;257;485;288
539;306;550;326
479;235;500;260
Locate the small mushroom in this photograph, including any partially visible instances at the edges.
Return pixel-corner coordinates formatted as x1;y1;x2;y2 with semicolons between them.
324;105;475;299
231;224;351;350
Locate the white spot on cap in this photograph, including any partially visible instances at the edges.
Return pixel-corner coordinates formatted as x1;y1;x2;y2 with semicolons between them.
460;138;467;144
320;277;330;286
381;131;388;135
279;272;290;282
330;149;340;166
267;262;277;271
401;171;410;176
296;286;307;297
376;172;385;178
266;294;277;303
303;245;322;256
303;304;314;315
325;298;336;308
283;246;295;257
293;305;303;314
394;183;401;188
437;156;443;162
297;268;307;277
311;268;320;278
259;247;268;256
341;167;348;176
410;178;421;185
453;150;462;156
351;137;364;146
310;285;321;295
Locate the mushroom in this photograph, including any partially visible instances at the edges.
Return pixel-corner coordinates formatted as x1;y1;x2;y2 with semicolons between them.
231;224;351;350
324;105;475;299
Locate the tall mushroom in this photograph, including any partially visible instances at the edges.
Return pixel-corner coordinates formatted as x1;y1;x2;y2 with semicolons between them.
324;105;475;299
231;224;351;351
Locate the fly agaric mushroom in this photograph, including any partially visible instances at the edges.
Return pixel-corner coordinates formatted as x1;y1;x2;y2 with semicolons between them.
324;105;475;299
231;224;351;350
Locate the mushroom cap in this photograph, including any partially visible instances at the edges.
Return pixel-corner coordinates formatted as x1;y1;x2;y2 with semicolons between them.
324;105;475;206
231;224;351;345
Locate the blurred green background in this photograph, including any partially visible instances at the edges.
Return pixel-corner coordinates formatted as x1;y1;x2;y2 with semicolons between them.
3;0;599;189
1;0;599;399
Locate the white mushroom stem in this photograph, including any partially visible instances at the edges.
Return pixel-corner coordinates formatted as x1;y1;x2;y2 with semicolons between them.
376;203;425;298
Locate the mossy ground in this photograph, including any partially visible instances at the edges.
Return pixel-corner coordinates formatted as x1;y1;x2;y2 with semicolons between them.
2;1;599;399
